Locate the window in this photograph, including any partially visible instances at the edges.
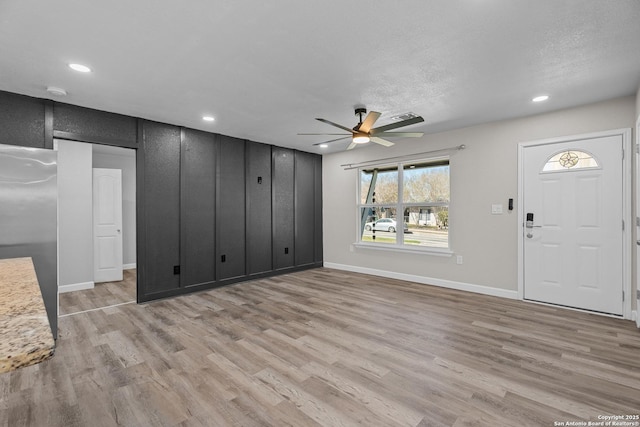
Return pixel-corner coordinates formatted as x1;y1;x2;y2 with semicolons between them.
358;157;450;251
542;150;599;172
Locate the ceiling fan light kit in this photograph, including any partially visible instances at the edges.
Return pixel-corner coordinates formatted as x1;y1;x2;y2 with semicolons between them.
300;107;425;151
352;133;370;144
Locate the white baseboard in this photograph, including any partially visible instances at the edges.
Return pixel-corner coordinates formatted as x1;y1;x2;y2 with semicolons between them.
59;281;94;294
123;263;137;270
632;309;639;328
323;262;519;300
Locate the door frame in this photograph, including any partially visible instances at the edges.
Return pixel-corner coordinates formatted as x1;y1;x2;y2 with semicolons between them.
517;128;632;320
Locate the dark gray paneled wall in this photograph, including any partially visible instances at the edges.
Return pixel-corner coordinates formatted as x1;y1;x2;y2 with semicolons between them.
53;103;137;146
0;90;322;305
217;135;246;280
295;151;316;266
180;128;216;287
246;141;273;275
142;121;182;294
314;155;323;263
272;147;295;270
0;92;46;148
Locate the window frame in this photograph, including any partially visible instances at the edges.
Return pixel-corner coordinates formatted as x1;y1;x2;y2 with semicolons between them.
355;155;452;255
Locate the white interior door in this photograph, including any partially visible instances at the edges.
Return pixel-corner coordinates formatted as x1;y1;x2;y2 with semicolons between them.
93;168;123;283
523;135;623;315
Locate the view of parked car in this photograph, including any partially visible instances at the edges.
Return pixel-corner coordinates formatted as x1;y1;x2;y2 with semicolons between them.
364;218;408;233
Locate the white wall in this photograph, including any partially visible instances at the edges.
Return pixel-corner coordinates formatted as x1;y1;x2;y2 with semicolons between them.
55;140;94;291
636;84;640;120
636;85;640;324
92;146;136;267
323;96;636;294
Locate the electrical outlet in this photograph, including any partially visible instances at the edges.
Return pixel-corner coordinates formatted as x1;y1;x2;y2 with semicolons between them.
456;255;463;265
491;204;503;214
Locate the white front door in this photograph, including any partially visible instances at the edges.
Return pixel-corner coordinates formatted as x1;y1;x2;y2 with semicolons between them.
523;135;623;315
93;168;123;283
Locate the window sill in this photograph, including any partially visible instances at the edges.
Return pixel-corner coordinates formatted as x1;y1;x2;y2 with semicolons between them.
352;242;454;257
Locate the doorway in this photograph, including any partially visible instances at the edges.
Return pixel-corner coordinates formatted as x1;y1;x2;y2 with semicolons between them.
55;140;137;316
518;129;632;318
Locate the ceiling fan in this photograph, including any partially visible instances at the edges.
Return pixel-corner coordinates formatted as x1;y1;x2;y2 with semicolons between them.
299;107;425;150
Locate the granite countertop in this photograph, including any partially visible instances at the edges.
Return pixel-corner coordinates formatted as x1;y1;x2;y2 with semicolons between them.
0;257;55;374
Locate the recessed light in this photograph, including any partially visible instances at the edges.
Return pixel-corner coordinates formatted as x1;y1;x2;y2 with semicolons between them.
532;95;549;103
202;116;215;122
68;63;91;73
319;144;328;148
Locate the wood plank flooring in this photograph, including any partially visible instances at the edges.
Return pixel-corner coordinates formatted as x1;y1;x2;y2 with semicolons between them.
2;268;639;426
58;269;136;316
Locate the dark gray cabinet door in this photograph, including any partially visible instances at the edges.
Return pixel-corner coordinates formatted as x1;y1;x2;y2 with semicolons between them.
217;135;246;280
142;121;181;293
181;129;216;287
294;151;315;266
272;147;294;269
246;141;272;275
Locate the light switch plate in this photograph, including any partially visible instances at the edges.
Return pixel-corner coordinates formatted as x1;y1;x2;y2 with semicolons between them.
491;204;503;214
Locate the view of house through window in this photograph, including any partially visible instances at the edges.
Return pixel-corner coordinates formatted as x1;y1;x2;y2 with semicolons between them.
359;158;450;249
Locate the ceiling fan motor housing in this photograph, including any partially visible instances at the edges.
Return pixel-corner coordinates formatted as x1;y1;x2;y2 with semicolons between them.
354;107;367;129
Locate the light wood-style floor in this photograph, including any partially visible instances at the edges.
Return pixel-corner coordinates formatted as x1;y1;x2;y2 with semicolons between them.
2;268;639;426
58;269;137;316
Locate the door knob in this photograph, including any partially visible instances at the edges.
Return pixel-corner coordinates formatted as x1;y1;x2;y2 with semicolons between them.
526;226;541;239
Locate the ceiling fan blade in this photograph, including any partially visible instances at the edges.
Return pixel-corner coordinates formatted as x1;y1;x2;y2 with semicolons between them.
370;137;395;147
374;132;424;138
357;111;381;133
370;116;424;135
316;118;356;133
298;133;351;136
346;142;358;150
312;136;351;146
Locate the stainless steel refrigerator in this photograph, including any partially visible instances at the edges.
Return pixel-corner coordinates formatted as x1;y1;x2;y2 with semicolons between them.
0;144;58;338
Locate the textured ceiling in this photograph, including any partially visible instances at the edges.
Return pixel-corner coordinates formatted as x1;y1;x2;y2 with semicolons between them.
1;1;639;154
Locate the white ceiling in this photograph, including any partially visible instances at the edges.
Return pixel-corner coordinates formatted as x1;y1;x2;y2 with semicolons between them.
1;1;639;154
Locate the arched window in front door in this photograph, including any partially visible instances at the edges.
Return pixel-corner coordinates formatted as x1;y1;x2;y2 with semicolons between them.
542;149;599;172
